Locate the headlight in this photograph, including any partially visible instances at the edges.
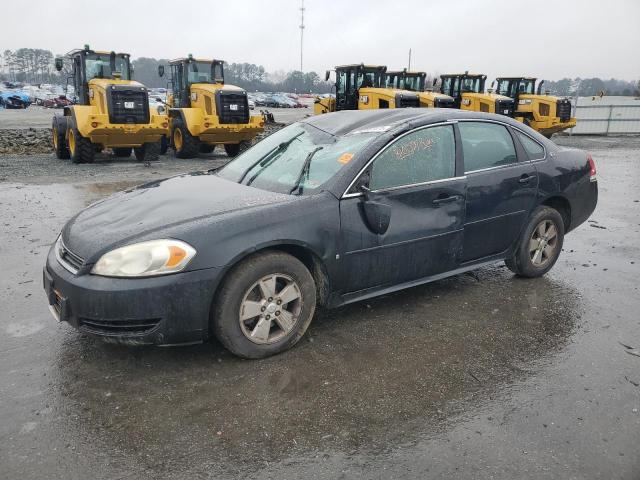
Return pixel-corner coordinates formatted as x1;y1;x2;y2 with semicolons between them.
91;239;196;277
518;99;533;105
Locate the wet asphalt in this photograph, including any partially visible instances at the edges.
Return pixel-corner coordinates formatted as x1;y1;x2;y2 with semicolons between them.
0;135;639;479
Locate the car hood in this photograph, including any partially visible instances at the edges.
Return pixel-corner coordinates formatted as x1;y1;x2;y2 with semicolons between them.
62;172;291;261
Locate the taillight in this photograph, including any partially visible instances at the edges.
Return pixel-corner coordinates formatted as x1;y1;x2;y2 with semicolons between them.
587;154;597;182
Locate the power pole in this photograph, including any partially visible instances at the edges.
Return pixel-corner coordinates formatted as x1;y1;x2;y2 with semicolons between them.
299;0;305;72
408;48;412;70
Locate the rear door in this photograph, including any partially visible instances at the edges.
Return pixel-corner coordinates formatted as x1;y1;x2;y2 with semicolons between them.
338;123;466;293
458;121;538;262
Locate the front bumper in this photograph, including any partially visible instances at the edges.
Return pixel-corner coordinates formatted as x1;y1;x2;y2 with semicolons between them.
43;247;222;345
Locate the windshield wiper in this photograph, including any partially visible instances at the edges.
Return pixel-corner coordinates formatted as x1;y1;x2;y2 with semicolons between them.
289;146;324;195
239;131;304;185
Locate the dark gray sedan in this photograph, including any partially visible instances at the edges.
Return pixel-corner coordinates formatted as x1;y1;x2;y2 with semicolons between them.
44;109;598;358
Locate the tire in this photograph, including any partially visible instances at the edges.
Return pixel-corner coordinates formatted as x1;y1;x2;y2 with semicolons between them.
212;251;317;359
199;144;215;154
134;142;160;162
505;206;565;278
160;136;168;155
172;118;199;158
67;122;95;164
543;133;554;139
112;147;132;158
51;116;70;159
224;140;250;158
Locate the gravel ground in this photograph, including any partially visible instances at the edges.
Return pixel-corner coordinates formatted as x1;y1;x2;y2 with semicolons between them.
1;134;639;480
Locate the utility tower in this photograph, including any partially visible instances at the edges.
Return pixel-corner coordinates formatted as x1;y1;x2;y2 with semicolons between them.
299;0;305;72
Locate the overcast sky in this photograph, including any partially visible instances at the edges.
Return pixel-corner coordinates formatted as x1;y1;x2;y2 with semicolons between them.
2;0;639;81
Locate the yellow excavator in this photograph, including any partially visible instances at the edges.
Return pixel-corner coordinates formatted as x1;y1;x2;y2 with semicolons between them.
385;69;455;108
439;72;515;117
314;64;420;114
494;77;576;137
158;55;264;158
52;45;168;163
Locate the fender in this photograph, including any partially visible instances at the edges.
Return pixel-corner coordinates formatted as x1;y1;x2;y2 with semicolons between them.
169;108;205;137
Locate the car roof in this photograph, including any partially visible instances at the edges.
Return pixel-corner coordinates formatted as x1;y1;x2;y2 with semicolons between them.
301;108;527;137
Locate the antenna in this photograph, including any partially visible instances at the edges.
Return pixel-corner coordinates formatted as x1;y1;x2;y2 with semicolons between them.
299;0;305;72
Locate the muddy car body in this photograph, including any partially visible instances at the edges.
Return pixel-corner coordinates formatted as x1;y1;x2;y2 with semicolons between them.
44;109;598;357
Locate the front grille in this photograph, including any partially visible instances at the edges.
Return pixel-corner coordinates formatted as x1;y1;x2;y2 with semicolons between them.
496;99;515;117
395;93;420;108
79;317;161;336
216;91;250;124
557;99;572;122
108;86;150;124
57;239;84;273
434;97;455;108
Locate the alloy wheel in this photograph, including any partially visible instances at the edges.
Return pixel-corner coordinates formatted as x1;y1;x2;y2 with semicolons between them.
529;219;559;267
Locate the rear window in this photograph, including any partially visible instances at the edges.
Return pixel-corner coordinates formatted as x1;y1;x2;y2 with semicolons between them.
459;122;518;172
515;130;545;160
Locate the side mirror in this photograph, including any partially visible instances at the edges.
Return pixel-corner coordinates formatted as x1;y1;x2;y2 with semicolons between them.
55;58;64;72
325;70;331;82
432;78;438;87
361;198;391;235
491;80;496;88
158;65;165;78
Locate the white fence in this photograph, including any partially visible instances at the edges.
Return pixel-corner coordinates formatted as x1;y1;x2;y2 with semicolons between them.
569;98;640;135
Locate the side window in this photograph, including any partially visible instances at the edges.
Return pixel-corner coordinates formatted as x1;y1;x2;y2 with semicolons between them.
369;125;456;190
515;130;545;160
459;122;518;173
337;70;346;96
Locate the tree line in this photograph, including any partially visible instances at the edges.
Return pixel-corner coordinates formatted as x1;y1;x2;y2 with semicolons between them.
1;48;638;97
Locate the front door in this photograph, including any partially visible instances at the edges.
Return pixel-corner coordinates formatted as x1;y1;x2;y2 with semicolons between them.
338;123;466;294
458;120;538;262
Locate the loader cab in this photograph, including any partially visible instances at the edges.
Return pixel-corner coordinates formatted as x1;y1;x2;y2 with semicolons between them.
334;64;386;110
166;57;225;108
495;77;536;105
58;47;132;105
440;74;486;108
386;70;426;92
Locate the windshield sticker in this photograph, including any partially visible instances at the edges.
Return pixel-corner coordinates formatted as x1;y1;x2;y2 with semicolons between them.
350;125;392;135
393;137;434;161
338;153;354;164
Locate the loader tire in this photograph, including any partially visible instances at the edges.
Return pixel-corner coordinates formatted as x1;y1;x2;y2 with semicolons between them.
160;136;168;155
200;144;215;154
134;142;161;162
68;122;95;164
52;116;70;159
112;147;132;157
172;119;199;159
224;140;251;158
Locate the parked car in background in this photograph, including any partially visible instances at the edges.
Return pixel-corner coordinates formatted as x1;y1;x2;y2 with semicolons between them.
0;90;31;109
41;95;73;109
44;109;597;359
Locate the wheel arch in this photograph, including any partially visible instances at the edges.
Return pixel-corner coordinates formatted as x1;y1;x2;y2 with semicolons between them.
540;195;572;232
210;241;331;319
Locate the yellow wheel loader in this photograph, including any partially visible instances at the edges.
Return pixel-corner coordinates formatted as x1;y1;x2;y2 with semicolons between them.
494;77;576;138
52;46;168;164
385;69;455;108
158;56;264;158
439;73;515;118
314;64;420;115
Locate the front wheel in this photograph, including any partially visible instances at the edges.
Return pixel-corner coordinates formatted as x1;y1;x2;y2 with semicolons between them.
172;119;200;158
134;142;161;162
505;206;565;278
68;124;95;164
224;140;251;158
51;116;70;159
212;251;317;359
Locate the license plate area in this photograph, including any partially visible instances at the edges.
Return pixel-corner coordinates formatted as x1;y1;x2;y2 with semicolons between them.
43;268;68;322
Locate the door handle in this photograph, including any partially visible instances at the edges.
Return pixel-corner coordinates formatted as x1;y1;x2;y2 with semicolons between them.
432;194;462;206
518;174;536;184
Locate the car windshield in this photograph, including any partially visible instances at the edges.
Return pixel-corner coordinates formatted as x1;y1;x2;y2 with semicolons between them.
85;54;130;81
404;75;424;92
217;123;377;195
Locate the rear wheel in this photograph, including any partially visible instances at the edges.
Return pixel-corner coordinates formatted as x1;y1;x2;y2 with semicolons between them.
212;251;317;359
68;124;95;164
224;140;251;158
51;116;69;159
172;119;199;158
199;144;215;154
112;147;132;158
134;142;161;162
505;206;565;278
